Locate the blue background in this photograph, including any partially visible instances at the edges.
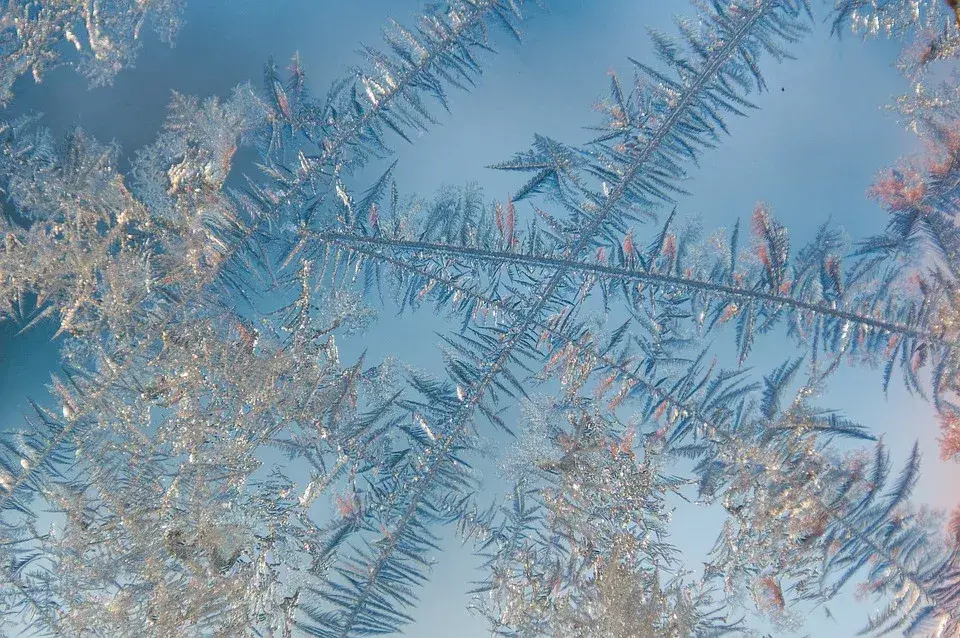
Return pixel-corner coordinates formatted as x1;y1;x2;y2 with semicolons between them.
1;1;957;635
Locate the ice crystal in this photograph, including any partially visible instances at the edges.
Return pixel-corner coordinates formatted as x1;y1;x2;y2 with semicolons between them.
1;0;960;636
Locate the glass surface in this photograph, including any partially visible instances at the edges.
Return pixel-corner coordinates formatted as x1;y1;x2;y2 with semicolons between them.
1;1;959;636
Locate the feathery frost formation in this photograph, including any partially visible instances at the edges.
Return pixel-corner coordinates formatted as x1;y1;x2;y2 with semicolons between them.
0;0;959;636
0;0;185;105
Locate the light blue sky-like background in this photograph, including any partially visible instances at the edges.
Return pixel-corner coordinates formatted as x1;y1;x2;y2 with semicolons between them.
1;1;958;635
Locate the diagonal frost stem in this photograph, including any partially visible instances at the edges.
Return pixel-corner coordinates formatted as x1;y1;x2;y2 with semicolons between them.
326;210;960;634
324;3;806;634
309;229;947;345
